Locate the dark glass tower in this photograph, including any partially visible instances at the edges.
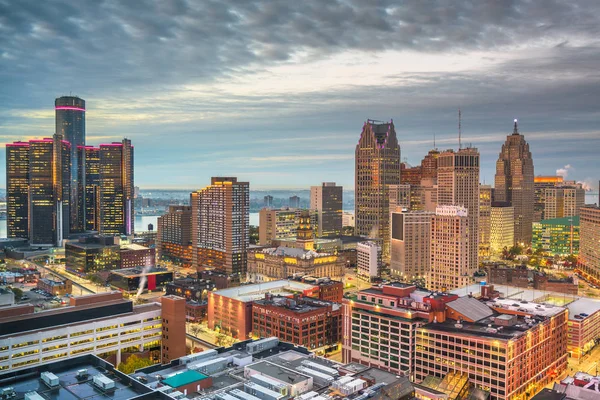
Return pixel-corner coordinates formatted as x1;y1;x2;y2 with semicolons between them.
55;96;86;231
6;142;30;239
99;139;134;235
28;134;71;246
78;145;100;231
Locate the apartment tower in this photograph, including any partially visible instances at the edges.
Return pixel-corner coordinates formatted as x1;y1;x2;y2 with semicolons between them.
6;142;30;239
55;96;86;231
390;210;433;280
437;147;480;273
428;206;472;291
494;120;534;244
310;182;343;237
355;119;401;258
98;139;134;235
191;177;249;275
157;206;193;267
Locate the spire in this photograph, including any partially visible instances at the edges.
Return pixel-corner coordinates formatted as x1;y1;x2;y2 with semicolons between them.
458;108;462;149
513;118;519;135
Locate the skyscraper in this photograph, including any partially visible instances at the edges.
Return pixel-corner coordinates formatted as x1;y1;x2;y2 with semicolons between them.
490;202;515;255
534;175;564;221
98;139;134;235
428;206;471;291
78;145;100;231
157;206;193;267
55;96;86;231
494;120;534;244
355;119;400;258
390;210;433;280
437;147;480;274
310;182;342;237
191;177;249;275
478;184;492;258
29;135;71;246
6;142;30;239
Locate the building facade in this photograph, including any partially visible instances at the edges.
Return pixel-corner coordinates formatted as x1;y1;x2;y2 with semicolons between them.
479;185;492;259
428;206;472;291
356;241;381;282
490;203;515;255
157;205;193;267
65;236;121;275
252;295;342;350
258;208;318;246
414;301;568;400
437;148;480;273
55;96;86;232
77;145;100;231
5;142;30;239
544;185;586;220
310;182;343;237
7;135;72;246
355;120;401;259
494;120;534;244
532;217;580;256
0;292;182;372
191;177;250;275
390;211;432;280
534;176;564;221
566;298;600;359
98;139;134;236
578;207;600;284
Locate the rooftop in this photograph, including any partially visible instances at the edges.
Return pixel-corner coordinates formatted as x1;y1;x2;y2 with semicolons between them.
213;280;317;302
535;216;580;226
487;298;566;318
0;354;167;400
162;370;209;388
110;266;170;277
260;246;332;259
253;296;340;313
447;296;494;322
248;360;311;384
567;297;600;320
121;243;150;251
451;283;580;305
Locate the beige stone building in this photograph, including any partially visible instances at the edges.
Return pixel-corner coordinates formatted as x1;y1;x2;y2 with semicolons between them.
490;203;515;255
428;205;473;291
544;184;586;220
390;209;433;280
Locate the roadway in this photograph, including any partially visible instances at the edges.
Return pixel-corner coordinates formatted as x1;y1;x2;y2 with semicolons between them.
23;259;96;296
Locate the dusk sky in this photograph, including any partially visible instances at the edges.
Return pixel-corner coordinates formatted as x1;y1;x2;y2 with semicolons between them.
1;0;599;190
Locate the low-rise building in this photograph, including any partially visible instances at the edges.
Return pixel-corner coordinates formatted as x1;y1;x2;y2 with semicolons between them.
119;243;155;269
107;267;173;294
247;246;345;282
566;298;600;359
0;291;185;372
37;278;72;296
485;264;530;288
252;295;342;351
533;216;580;256
208;280;319;339
65;236;121;275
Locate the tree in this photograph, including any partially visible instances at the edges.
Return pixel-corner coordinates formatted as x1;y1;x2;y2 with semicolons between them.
117;355;154;374
11;287;23;301
342;226;354;236
190;325;201;337
249;225;259;245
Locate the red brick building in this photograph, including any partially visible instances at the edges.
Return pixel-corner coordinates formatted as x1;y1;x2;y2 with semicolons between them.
160;295;187;364
252;294;342;350
120;244;155;269
37;278;72;296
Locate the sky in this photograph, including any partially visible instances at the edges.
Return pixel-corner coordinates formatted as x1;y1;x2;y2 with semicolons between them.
1;0;599;190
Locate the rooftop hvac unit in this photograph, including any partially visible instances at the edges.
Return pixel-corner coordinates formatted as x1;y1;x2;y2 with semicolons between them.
93;374;116;391
180;349;218;365
295;367;334;383
246;337;279;354
41;372;60;388
24;392;44;400
300;361;338;376
76;369;89;379
0;387;16;399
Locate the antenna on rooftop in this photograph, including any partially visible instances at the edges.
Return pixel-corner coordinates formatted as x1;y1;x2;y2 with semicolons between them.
458;108;462;149
433;133;436;150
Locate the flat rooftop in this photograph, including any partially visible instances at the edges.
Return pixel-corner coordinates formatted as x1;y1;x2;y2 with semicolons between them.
0;354;164;400
111;267;170;277
451;283;580;305
121;243;150;251
247;360;310;384
567;298;600;320
253;296;339;313
487;298;565;318
214;280;317;302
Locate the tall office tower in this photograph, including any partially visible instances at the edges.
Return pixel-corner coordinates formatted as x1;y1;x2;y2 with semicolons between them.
437;147;480;272
98;139;134;235
29;135;71;246
77;146;100;231
389;184;411;210
289;195;300;208
263;195;273;208
310;182;342;237
421;149;440;179
579;206;600;283
545;184;586;219
534;176;564;221
494;120;535;244
428;206;471;291
355;119;401;258
390;210;433;280
6;142;30;238
157;205;193;267
258;208;298;245
191;177;249;275
55;96;86;231
478;184;492;259
490;202;515;255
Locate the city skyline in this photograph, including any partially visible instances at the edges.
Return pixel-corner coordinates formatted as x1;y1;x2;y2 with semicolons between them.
1;1;600;190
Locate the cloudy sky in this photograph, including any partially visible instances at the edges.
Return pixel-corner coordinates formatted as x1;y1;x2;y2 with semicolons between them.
1;0;599;190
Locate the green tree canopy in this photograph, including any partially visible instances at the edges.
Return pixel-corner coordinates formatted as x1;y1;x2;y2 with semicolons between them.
117;355;154;374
